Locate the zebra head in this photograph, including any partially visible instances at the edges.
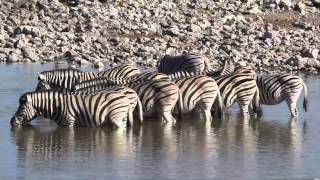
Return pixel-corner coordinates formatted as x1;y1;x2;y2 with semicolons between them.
36;73;51;90
11;94;36;127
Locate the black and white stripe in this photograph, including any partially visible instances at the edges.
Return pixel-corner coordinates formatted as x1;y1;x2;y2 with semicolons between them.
256;73;308;117
11;90;131;128
212;69;258;115
74;85;143;125
36;64;141;90
173;75;223;121
158;53;211;74
74;78;180;123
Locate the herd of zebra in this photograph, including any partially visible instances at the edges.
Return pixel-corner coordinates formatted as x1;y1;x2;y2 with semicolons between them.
10;53;308;128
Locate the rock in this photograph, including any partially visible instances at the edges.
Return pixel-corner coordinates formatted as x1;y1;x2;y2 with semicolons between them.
14;26;43;37
279;0;293;9
312;0;320;7
164;25;180;36
247;5;263;14
301;48;319;59
7;53;19;62
189;24;201;33
23;48;39;61
94;60;104;68
307;59;320;68
294;2;306;14
285;55;307;68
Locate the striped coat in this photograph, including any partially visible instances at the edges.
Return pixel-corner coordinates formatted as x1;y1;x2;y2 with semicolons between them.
11;90;131;128
158;53;211;74
36;64;140;90
73;78;180;123
256;73;308;117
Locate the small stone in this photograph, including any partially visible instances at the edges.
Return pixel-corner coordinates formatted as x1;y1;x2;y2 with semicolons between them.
7;53;19;62
247;5;263;14
94;61;104;68
189;24;201;33
301;48;319;59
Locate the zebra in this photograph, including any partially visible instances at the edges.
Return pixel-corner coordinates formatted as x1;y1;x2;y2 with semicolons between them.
98;64;140;78
36;64;141;90
114;71;223;121
73;78;181;123
212;69;259;116
172;75;223;121
158;53;211;74
11;89;131;128
255;73;308;117
214;63;309;117
168;69;259;116
73;85;143;125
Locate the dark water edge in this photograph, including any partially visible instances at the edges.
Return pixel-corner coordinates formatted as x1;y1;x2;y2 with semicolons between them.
0;62;320;179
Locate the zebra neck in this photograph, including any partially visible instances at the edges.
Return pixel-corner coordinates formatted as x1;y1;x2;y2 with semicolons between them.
31;91;67;121
79;72;100;81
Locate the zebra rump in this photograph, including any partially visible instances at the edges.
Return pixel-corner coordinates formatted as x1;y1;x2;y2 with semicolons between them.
212;69;259;115
158;53;211;74
173;75;223;121
11;90;131;128
255;73;308;117
73;82;143;125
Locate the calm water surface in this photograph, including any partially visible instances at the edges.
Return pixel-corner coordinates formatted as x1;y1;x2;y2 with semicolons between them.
0;63;320;179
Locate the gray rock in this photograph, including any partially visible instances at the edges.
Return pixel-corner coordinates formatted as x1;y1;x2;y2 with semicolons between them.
301;48;319;59
312;0;320;7
307;59;320;68
23;47;39;61
7;53;19;62
285;55;307;68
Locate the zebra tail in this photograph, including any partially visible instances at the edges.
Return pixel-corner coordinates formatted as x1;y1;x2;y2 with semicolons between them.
137;97;144;123
215;91;224;118
302;81;308;112
252;89;262;117
178;90;183;117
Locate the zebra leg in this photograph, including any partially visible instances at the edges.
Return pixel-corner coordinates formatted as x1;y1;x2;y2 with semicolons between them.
161;111;176;123
201;109;212;121
112;118;127;128
286;100;298;117
127;110;134;127
238;100;250;117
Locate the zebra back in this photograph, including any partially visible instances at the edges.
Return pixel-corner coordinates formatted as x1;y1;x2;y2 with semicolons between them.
12;89;131;127
37;68;82;90
158;53;210;74
98;64;140;78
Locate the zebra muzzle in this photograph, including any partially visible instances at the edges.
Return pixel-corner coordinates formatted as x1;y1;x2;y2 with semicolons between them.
10;116;23;127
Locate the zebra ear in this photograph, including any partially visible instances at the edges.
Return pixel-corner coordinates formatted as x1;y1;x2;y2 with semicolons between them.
38;73;45;81
19;95;31;104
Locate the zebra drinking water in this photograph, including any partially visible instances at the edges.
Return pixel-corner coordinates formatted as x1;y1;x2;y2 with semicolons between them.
73;85;143;126
11;89;131;128
73;78;181;123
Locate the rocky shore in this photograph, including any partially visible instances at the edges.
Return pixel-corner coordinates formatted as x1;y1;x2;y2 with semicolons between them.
0;0;320;73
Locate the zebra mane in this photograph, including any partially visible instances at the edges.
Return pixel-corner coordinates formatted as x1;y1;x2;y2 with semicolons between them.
22;88;72;97
38;68;81;75
168;71;201;80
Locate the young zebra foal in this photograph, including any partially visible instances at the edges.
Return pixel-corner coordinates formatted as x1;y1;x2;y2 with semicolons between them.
11;90;131;128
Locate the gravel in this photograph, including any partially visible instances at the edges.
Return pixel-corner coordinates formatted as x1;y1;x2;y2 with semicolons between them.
0;0;319;74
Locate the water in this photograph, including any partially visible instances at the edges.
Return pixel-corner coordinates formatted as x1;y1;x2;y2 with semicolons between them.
0;62;319;179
